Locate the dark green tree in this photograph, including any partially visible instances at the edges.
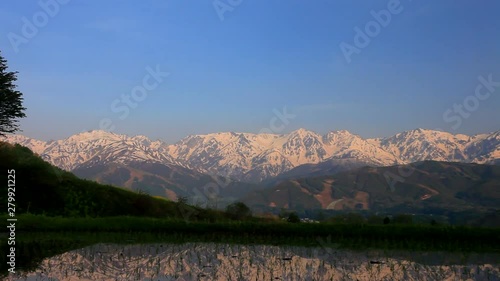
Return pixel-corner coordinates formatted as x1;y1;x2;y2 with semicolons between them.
225;202;252;220
0;51;26;136
278;208;289;219
383;217;391;225
287;212;300;223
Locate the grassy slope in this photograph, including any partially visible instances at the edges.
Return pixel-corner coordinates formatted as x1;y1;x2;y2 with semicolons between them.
0;142;222;220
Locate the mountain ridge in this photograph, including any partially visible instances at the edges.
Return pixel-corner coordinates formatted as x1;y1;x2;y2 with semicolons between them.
4;128;500;182
242;161;500;215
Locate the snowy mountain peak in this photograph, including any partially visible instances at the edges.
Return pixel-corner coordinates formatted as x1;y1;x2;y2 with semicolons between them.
66;130;118;142
4;128;500;182
289;128;313;135
329;129;354;135
323;130;359;144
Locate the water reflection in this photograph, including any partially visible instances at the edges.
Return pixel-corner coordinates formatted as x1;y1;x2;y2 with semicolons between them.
7;243;500;281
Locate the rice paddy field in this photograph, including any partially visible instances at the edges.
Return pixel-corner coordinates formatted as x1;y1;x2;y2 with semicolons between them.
2;215;499;280
5;242;500;281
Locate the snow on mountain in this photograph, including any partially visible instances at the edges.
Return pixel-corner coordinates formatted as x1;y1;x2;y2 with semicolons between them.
465;131;500;163
374;128;493;163
165;128;396;181
281;128;327;165
322;130;400;166
3;134;48;154
4;130;178;171
3;128;500;182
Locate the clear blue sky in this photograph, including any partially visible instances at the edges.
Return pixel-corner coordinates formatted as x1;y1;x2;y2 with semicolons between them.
1;0;499;143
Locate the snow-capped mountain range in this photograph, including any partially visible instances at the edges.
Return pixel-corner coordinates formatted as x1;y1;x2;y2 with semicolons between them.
4;128;500;182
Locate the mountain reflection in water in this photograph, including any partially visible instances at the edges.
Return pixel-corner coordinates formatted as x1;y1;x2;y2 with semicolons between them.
7;243;500;281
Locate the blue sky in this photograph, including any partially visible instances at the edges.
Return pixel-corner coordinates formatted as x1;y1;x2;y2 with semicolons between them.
1;0;499;143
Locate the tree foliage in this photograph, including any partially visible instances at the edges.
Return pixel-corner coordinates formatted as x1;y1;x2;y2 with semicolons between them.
287;212;300;223
0;51;26;136
225;202;252;220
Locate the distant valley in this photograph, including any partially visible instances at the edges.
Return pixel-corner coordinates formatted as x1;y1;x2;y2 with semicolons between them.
244;161;500;215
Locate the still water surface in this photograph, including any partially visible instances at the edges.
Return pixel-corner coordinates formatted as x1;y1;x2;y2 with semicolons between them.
6;243;500;281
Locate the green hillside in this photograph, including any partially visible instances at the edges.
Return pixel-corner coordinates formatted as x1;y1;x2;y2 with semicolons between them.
0;142;219;220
